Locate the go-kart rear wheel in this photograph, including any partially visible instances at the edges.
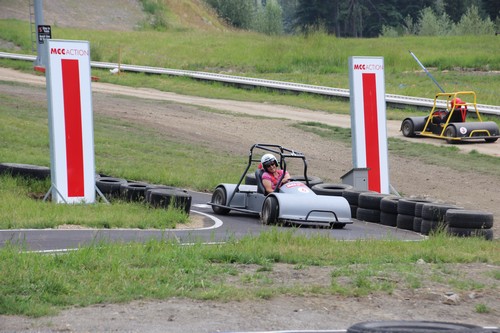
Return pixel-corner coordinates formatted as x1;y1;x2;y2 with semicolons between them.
401;119;415;137
211;187;231;215
485;137;498;143
261;196;279;225
444;126;457;144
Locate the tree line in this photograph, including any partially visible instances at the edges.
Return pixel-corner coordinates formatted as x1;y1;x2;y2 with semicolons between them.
204;0;500;37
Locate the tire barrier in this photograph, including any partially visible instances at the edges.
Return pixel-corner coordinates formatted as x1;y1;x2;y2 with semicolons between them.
446;209;494;229
147;188;192;214
446;209;494;240
356;192;390;223
95;177;128;199
414;200;433;232
379;196;401;227
397;198;434;231
346;320;484;333
1;163;495;237
0;162;50;180
338;189;495;239
311;183;353;196
397;214;415;231
420;202;463;235
342;189;369;219
356;207;381;223
1;163;192;215
144;184;178;202
120;182;149;202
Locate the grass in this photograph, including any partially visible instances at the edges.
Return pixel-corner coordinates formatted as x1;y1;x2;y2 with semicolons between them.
0;176;189;229
0;83;245;189
1;230;498;317
475;303;491;314
1;19;500;105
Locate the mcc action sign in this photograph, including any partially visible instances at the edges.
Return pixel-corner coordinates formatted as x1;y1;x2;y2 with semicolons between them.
45;39;96;203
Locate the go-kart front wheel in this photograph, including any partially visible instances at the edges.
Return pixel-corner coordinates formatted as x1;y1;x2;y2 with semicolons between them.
261;196;279;225
444;126;457;144
211;187;231;215
401;119;415;137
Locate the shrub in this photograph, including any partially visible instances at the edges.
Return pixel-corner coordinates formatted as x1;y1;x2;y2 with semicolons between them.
452;6;495;35
417;7;453;36
253;0;284;36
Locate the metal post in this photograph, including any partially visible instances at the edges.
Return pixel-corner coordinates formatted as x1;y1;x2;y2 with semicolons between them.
34;0;45;66
409;50;445;93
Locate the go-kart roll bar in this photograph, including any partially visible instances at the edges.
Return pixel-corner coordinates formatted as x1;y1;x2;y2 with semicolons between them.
250;144;310;192
227;144;310;206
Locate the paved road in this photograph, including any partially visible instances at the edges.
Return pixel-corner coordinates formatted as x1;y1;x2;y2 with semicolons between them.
0;191;424;252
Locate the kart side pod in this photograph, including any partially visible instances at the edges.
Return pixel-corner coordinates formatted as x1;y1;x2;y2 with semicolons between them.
447;121;500;139
272;192;352;224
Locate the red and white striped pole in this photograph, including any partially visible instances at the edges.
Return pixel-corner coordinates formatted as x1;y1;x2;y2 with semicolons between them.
46;40;95;203
348;57;390;194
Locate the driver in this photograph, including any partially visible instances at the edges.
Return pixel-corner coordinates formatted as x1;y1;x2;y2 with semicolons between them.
261;153;290;194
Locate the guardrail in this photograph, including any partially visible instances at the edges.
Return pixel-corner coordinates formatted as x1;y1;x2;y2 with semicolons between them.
2;51;499;116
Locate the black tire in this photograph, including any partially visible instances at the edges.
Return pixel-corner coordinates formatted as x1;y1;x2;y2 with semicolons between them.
397;214;414;230
350;205;358;218
380;196;401;214
148;188;192;214
0;162;50;180
145;185;177;202
358;192;389;210
342;189;368;206
261;196;279;225
311;183;353;196
172;190;192;214
245;173;257;185
397;198;432;216
420;219;446;235
421;203;462;223
380;211;398;227
444;125;457;144
210;187;231;215
401;119;415;137
288;175;323;187
356;207;380;223
96;177;127;198
347;320;482;333
413;217;423;232
447;227;494;240
331;222;347;229
120;182;149;202
415;201;433;218
446;209;493;229
485;137;498;143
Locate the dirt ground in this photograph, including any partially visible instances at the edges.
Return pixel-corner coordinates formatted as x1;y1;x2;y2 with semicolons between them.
1;2;499;331
0;68;499;333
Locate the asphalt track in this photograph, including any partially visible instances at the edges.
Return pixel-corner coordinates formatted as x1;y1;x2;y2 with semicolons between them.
0;191;424;252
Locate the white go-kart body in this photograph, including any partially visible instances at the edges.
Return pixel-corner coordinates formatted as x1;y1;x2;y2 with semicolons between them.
209;144;352;228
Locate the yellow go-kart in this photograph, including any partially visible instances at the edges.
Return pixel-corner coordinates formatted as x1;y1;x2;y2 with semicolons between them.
401;91;499;143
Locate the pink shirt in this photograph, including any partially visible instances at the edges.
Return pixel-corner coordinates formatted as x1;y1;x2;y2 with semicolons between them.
262;170;290;190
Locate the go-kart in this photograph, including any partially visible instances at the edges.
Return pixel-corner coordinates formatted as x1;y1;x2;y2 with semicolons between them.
401;91;499;144
208;144;352;228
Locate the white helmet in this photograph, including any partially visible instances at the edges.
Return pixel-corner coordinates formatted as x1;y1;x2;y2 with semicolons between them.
261;153;277;168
